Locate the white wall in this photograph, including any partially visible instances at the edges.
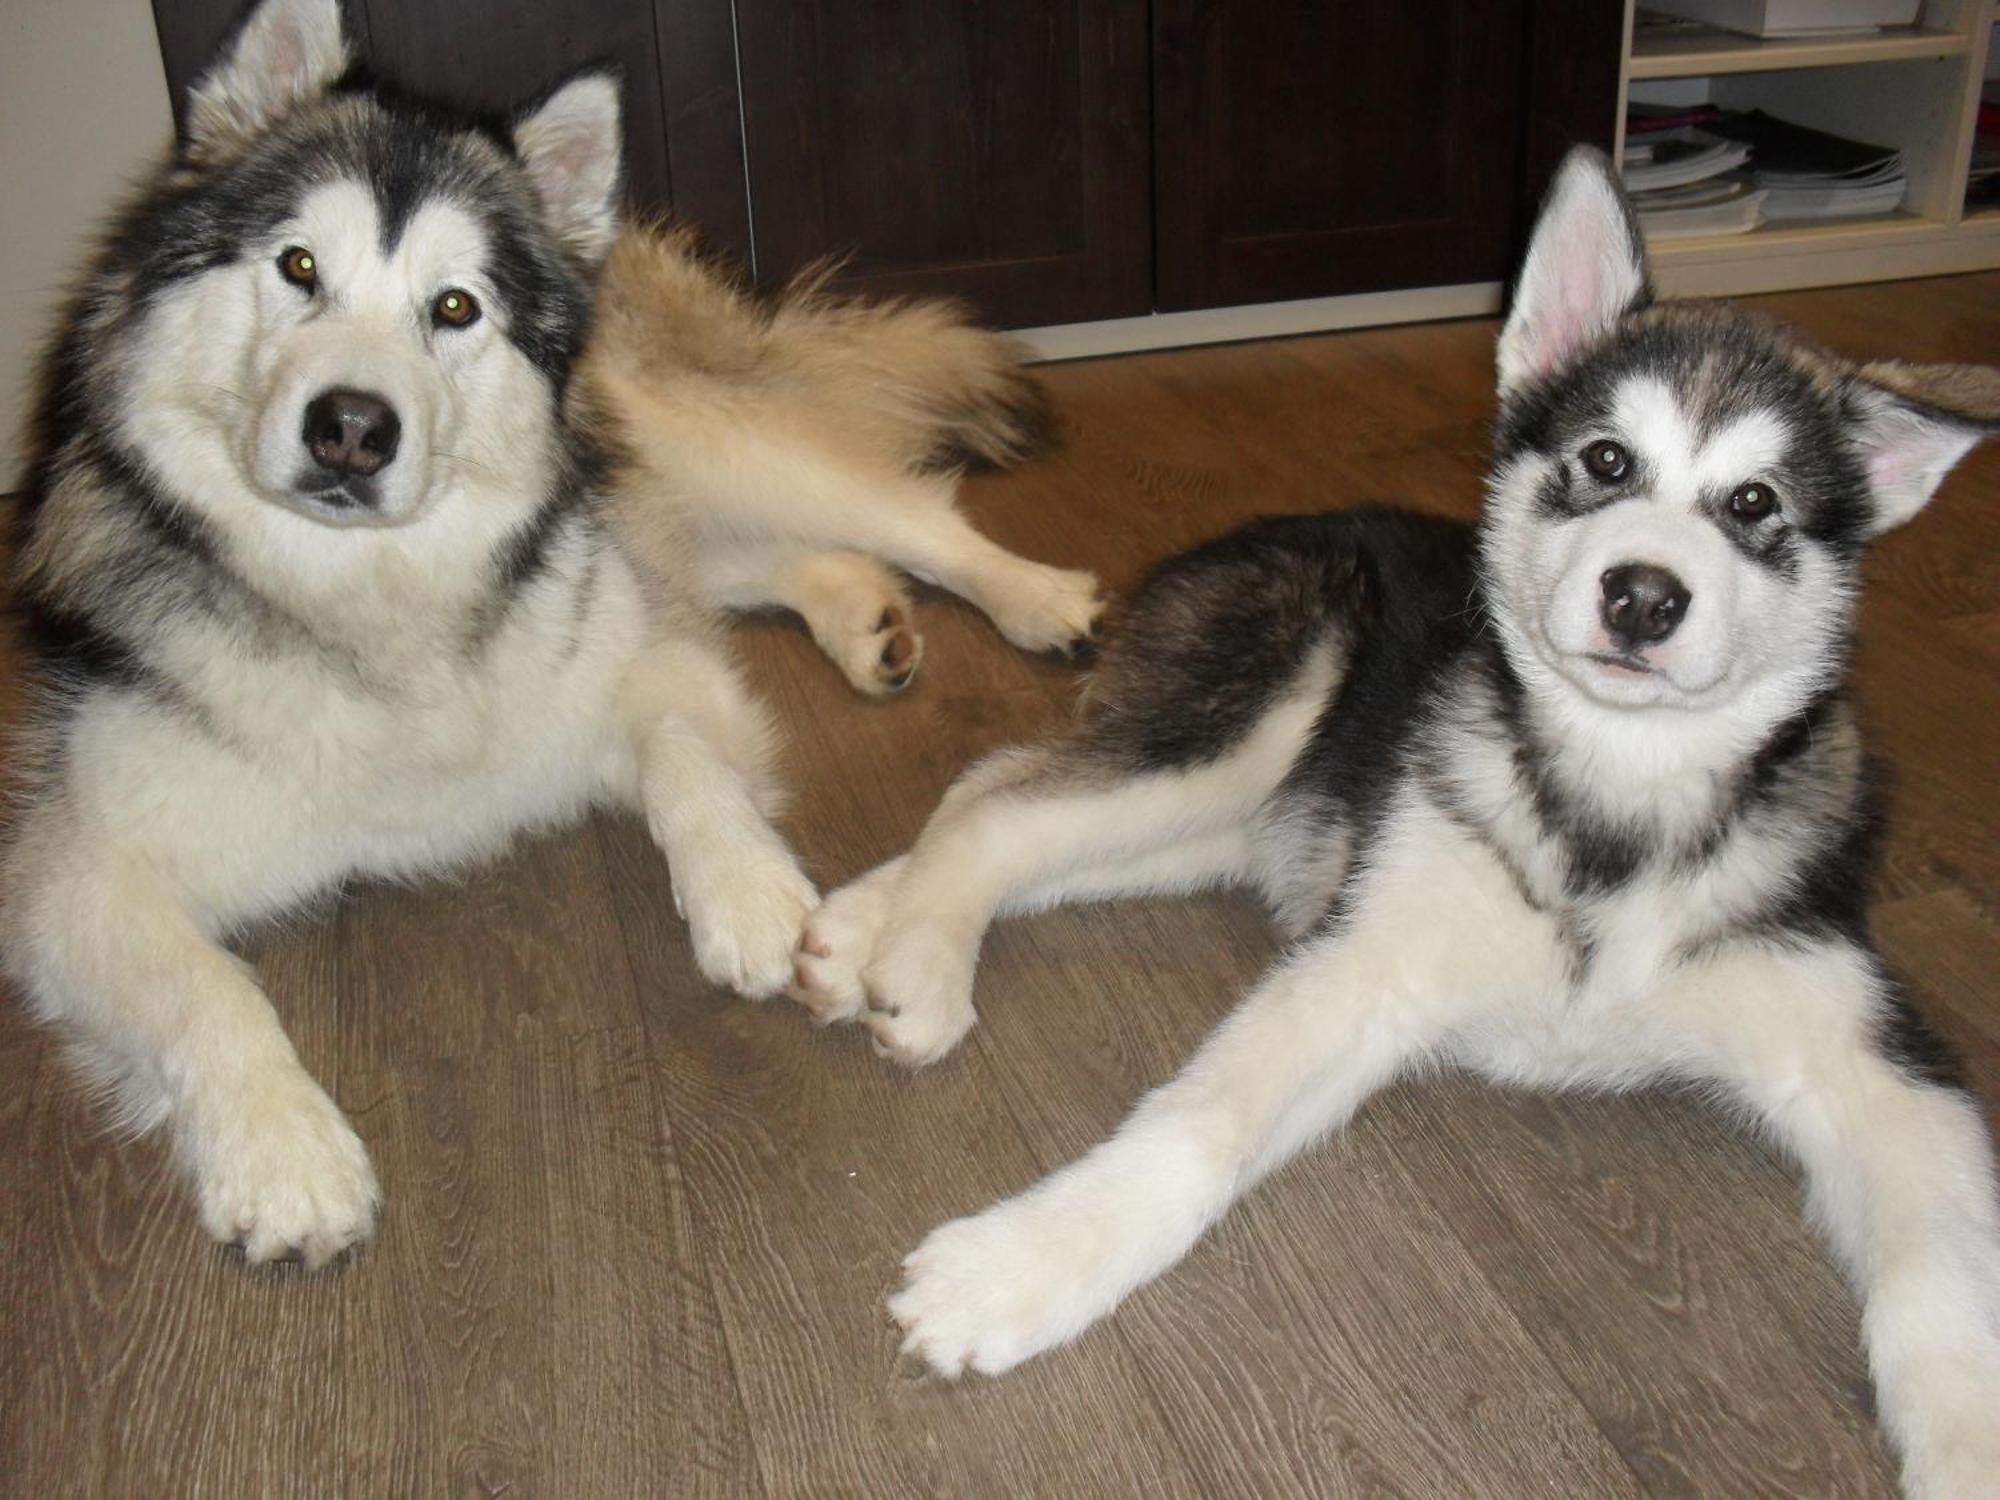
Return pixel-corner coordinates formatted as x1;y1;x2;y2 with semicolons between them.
1;0;174;485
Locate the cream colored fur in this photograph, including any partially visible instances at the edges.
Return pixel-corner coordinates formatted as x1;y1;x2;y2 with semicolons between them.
586;224;1104;697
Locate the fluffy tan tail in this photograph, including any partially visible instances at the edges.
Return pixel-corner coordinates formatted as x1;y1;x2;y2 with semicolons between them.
768;261;1057;472
589;222;1056;478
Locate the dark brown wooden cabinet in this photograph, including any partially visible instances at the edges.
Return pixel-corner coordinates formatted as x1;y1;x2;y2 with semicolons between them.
668;1;1153;327
150;1;1615;329
1152;1;1530;310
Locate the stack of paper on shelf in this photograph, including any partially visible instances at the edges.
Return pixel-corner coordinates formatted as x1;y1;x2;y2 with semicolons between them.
1623;130;1752;191
1622;127;1762;238
1622;108;1908;238
1629;178;1768;239
1706;110;1906;222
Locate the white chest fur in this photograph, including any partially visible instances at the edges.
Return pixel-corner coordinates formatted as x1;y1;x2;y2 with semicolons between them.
58;529;654;923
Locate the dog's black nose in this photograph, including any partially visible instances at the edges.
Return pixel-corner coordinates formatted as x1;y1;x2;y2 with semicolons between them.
1600;563;1690;648
302;389;400;478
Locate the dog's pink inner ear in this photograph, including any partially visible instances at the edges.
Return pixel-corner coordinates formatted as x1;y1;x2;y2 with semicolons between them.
1498;149;1651;397
514;76;625;268
1849;371;1996;536
187;0;349;163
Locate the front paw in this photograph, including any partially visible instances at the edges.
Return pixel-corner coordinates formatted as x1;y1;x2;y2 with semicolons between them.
988;564;1105;662
1894;1341;2000;1499
890;1189;1123;1377
681;844;819;1000
859;921;979;1067
789;871;898;1024
188;1069;380;1269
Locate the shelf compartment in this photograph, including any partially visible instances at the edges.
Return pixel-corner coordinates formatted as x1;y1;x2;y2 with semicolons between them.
1642;211;2000;296
1629;24;1967;80
1646;210;1942;259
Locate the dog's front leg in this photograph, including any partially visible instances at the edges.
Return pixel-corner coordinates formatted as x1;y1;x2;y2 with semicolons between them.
622;638;817;999
1659;944;2000;1499
888;803;1560;1376
5;853;378;1267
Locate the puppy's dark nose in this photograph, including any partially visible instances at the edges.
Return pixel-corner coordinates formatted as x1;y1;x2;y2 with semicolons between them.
1600;562;1690;648
302;389;400;478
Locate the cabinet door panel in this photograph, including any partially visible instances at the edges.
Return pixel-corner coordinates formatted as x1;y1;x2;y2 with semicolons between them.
1517;0;1626;264
705;1;1152;328
1153;1;1529;311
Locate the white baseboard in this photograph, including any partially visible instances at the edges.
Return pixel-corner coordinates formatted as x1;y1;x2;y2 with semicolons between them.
1013;281;1505;362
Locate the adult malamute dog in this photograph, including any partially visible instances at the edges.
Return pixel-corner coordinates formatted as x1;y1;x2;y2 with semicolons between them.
1;0;1092;1268
791;151;2000;1495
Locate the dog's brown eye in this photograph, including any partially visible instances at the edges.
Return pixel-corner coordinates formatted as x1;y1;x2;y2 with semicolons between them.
278;246;318;290
1730;482;1778;520
432;288;480;328
1582;439;1630;482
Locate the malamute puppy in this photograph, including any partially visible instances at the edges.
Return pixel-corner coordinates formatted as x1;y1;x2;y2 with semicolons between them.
790;150;2000;1495
1;0;1090;1268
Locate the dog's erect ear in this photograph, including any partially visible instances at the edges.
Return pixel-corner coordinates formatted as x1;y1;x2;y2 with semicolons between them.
1498;147;1653;398
186;0;350;163
513;73;625;268
1847;360;2000;536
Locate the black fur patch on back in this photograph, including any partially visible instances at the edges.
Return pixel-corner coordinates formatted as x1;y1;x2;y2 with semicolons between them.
1072;510;1476;789
1284;511;1483;838
1071;514;1352;773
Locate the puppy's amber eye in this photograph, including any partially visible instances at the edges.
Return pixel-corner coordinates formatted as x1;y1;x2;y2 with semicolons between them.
432;289;480;328
1582;439;1631;482
278;246;318;290
1730;481;1778;520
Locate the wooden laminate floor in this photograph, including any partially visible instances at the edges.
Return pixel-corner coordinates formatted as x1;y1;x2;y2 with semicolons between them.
3;273;1996;1499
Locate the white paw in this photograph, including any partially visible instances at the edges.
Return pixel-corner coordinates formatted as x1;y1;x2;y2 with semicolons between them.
890;1189;1126;1377
680;842;818;1000
189;1069;380;1269
788;868;898;1023
986;564;1104;660
1910;1440;2000;1500
831;600;925;698
859;920;979;1067
1895;1343;2000;1499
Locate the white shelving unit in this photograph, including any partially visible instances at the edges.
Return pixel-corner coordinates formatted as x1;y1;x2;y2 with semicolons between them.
1616;0;2000;296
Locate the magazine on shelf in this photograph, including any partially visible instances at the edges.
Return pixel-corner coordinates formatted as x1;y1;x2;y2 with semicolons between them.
1635;188;1769;240
1705;110;1899;180
1705;110;1906;222
1760;180;1906;221
1620;130;1752;193
1623;109;1907;230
